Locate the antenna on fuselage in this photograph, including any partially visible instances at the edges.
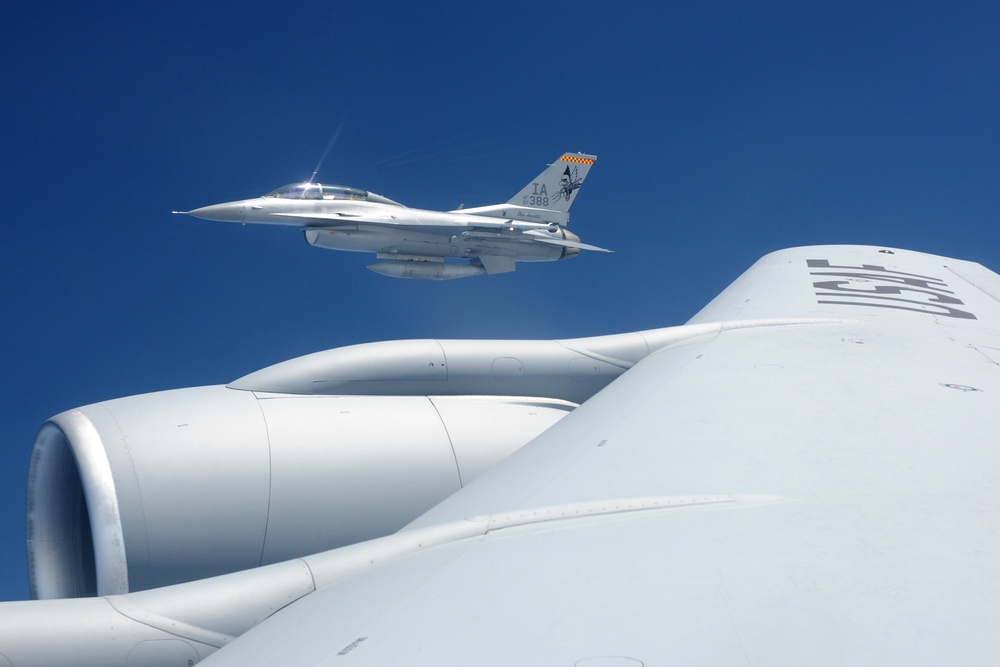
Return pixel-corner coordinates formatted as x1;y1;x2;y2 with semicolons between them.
309;117;347;183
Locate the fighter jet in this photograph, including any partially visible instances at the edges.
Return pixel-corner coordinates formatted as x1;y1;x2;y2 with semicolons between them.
177;152;608;280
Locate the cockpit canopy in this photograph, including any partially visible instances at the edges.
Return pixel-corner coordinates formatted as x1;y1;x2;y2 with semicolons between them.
265;183;370;201
263;182;402;206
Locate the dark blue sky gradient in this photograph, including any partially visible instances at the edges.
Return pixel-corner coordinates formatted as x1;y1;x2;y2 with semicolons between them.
2;2;998;600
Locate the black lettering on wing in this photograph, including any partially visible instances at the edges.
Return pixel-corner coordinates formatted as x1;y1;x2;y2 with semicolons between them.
812;281;965;304
810;272;952;293
808;259;978;320
806;259;942;281
815;296;977;320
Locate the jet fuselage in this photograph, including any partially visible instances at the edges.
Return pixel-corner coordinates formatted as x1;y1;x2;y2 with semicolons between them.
178;153;605;279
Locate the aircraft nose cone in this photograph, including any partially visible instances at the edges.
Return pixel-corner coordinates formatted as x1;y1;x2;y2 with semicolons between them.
186;201;246;223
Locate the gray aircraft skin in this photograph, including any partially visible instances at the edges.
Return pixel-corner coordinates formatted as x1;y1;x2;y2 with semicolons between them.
176;152;607;279
3;245;1000;666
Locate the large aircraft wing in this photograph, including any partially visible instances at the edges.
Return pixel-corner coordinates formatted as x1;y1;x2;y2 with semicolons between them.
195;245;1000;665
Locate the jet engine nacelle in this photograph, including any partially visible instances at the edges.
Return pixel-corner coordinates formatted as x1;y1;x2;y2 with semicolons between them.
27;386;574;599
26;326;699;601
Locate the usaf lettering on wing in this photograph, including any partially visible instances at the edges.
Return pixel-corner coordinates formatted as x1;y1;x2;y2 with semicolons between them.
807;259;977;320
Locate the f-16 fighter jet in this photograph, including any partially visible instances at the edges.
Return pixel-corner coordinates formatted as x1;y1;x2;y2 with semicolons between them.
177;152;608;279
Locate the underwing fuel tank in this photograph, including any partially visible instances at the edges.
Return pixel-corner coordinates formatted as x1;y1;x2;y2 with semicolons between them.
367;260;487;280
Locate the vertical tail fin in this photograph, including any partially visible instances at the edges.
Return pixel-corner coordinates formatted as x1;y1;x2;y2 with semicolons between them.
508;153;597;214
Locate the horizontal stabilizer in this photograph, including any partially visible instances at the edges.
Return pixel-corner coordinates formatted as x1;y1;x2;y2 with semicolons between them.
526;233;612;253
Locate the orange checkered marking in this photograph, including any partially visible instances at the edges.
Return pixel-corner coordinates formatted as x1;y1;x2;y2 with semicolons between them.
560;155;595;165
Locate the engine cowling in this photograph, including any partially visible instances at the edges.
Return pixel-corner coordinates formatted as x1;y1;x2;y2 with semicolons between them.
27;327;693;600
27;387;574;599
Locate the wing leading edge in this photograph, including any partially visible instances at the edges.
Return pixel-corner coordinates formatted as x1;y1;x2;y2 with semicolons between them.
196;245;1000;665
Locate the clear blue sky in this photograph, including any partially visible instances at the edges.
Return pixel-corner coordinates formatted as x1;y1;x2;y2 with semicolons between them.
2;2;998;600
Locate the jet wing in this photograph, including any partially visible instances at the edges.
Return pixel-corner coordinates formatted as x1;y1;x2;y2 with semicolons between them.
270;211;531;235
274;211;612;253
270;212;430;226
199;245;1000;665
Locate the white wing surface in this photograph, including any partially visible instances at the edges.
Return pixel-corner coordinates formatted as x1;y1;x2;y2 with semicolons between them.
196;245;1000;665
